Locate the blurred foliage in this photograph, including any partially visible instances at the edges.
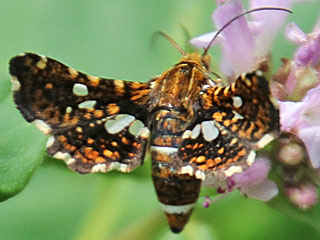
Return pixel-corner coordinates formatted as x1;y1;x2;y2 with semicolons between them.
0;0;320;239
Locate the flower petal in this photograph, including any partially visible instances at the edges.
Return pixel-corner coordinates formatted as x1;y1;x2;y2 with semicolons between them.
242;180;279;201
213;1;255;75
232;158;271;188
278;100;304;131
250;0;295;57
285;22;308;44
297;126;320;168
300;84;320;125
190;31;221;49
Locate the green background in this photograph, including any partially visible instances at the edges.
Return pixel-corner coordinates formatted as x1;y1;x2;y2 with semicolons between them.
1;0;320;239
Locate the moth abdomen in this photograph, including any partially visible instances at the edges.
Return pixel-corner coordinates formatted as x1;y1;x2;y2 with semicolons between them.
150;109;201;233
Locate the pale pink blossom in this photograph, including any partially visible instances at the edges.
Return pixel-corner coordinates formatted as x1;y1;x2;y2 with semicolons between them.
232;158;278;201
279;84;320;168
284;18;320;94
191;0;296;76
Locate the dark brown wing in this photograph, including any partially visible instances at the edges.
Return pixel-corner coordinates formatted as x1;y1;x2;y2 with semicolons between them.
9;53;151;173
177;71;280;179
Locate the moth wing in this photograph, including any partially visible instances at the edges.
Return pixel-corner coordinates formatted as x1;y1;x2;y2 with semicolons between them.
9;53;151;173
177;71;280;179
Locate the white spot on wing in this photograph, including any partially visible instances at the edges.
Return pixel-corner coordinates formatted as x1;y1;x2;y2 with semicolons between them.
78;100;97;109
65;158;76;165
73;83;88;96
36;55;47;69
160;203;195;214
195;170;206;180
224;166;243;177
107;162;130;172
104;114;135;134
182;130;192;139
256;70;263;76
119;163;130;172
179;165;194;176
53;151;71;160
201;120;219;141
129;119;144;136
256;134;275;148
232;96;243;108
66;106;72;113
108;162;120;171
10;76;21;91
232;110;244;120
46;136;55;148
246;150;256;166
91;164;107;173
140;127;150;138
32;120;52;134
191;124;201;139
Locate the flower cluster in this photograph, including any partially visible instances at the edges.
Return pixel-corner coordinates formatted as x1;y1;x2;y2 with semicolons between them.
192;0;319;210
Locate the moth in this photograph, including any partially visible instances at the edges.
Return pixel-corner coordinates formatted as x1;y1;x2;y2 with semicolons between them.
9;8;287;233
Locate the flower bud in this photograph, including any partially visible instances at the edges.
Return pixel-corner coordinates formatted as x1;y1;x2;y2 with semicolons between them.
285;183;318;210
278;142;305;166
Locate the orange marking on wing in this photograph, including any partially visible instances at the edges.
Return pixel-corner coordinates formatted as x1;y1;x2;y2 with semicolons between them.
107;103;120;115
223;119;231;127
88;75;100;87
95;156;106;163
87;138;94;144
45;83;53;89
84;113;91;119
198;164;208;171
114;80;125;96
246;122;255;135
231;124;238;132
113;151;120;159
206;159;215;168
238;148;246;157
121;137;130;145
196;156;206;163
58;135;67;142
103;149;113;158
93;109;104;118
213;112;224;122
192;143;199;150
190;157;197;163
218;147;224;154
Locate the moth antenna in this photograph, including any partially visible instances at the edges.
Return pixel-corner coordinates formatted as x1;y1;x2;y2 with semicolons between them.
156;31;185;55
202;7;293;56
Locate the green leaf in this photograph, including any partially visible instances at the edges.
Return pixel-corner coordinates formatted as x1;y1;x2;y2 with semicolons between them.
0;93;46;202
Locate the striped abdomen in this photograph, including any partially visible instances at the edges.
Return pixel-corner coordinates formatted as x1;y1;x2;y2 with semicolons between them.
150;110;201;233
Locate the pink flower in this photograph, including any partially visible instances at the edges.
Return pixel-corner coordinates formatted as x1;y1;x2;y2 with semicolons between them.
203;158;278;205
231;158;278;201
191;0;296;77
284;18;320;95
279;84;320;168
